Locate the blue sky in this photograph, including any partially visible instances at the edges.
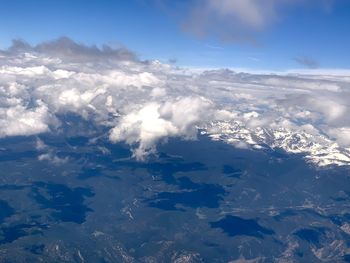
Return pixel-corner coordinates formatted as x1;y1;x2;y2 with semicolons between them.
0;0;349;70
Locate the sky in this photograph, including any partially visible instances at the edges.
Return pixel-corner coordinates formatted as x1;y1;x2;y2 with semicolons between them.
0;0;349;70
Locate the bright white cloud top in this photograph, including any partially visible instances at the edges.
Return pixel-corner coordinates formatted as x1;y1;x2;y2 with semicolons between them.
1;38;350;166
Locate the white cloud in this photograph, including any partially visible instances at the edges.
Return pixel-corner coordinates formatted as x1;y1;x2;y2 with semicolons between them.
109;97;212;160
151;87;166;97
0;101;50;137
0;38;350;165
38;152;68;165
328;127;350;147
306;98;347;123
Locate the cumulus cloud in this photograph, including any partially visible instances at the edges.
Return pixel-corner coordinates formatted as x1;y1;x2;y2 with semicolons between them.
109;97;212;160
0;102;50;137
0;38;350;164
0;81;52;137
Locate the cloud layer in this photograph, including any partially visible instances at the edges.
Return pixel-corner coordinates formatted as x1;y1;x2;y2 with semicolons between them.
0;38;350;165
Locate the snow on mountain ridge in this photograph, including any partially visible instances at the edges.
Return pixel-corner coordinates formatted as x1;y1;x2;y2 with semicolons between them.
203;120;350;167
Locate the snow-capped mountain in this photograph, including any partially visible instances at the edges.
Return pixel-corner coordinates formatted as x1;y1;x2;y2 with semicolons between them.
203;120;350;167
